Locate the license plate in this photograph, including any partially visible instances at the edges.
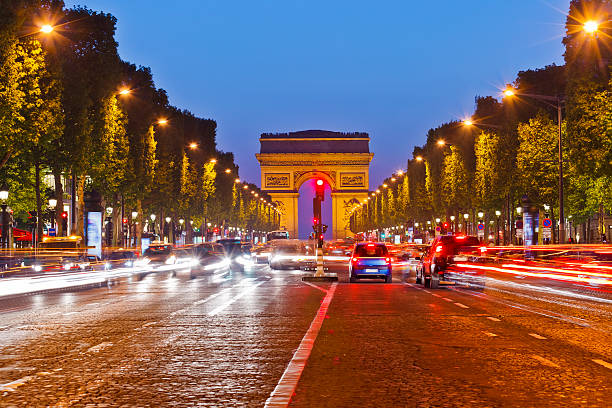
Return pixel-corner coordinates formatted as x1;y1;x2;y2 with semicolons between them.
365;268;378;272
453;256;468;262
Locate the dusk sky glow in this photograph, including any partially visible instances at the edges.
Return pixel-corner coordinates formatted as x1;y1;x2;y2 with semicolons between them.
65;0;567;187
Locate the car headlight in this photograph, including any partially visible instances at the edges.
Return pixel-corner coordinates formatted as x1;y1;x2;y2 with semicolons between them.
33;265;43;272
105;262;112;270
165;256;176;265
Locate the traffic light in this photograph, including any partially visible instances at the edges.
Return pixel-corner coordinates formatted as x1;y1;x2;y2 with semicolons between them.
322;224;328;233
61;211;68;232
315;179;325;201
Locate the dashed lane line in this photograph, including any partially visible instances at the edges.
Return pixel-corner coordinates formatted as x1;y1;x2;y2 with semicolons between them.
207;280;266;316
0;376;33;392
529;333;547;340
454;302;469;309
431;293;442;298
593;359;612;370
531;354;560;368
265;282;338;408
486;316;501;322
442;297;453;302
483;331;498;337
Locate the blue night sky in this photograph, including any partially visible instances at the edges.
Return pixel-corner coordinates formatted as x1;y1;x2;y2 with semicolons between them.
66;0;568;237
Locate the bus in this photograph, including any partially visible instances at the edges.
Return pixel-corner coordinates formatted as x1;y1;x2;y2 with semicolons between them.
266;230;289;242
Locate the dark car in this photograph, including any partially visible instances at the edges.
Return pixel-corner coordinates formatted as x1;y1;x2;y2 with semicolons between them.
143;244;175;264
416;235;483;289
216;239;253;271
106;250;139;268
349;242;392;283
190;243;230;271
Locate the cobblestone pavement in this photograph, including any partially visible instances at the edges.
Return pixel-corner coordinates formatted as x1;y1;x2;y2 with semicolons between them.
0;263;610;407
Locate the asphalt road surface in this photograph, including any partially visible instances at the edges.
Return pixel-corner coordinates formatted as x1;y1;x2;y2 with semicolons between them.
0;262;610;407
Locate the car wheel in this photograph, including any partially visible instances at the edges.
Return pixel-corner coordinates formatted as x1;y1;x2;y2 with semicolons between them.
415;268;422;284
385;274;392;283
424;276;431;288
430;270;440;289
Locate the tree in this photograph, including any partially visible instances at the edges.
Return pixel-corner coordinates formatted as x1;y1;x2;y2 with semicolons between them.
441;146;470;214
516;113;560;207
474;131;503;211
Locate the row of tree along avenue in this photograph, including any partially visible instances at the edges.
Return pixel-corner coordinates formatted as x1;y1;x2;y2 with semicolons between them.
351;0;612;244
0;1;279;248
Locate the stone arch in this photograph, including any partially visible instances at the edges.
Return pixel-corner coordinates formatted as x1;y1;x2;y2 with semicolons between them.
256;130;373;239
293;171;336;191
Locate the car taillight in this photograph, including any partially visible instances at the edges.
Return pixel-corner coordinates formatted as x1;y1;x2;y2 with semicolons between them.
385;257;391;263
435;245;444;253
351;257;358;263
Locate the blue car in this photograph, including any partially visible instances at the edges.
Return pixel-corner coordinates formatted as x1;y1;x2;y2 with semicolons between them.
349;242;392;283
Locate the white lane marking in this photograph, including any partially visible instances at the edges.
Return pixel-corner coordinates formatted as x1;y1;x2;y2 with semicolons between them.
207;280;266;316
63;312;78;316
442;297;453;302
483;331;498;337
531;354;560;368
0;375;33;391
86;342;113;353
529;333;547;340
431;293;442;298
593;359;612;370
454;302;469;309
265;282;337;408
302;281;328;293
422;290;431;294
487;317;501;322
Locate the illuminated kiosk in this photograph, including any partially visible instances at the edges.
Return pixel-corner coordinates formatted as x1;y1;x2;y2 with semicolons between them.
256;130;373;239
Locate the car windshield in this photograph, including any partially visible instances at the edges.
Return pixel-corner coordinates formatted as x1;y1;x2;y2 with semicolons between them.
355;244;388;257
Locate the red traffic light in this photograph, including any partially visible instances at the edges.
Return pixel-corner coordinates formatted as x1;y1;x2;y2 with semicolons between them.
313;217;320;225
61;211;68;219
319;234;324;240
213;227;219;234
443;222;449;229
122;218;128;224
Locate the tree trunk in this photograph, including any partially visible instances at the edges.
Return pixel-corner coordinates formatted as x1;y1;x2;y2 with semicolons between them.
53;172;64;236
136;199;143;249
74;175;85;236
34;158;43;245
111;194;120;246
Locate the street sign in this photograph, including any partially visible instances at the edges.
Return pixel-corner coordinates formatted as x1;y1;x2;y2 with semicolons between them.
516;228;523;238
542;218;552;228
435;226;441;232
542;227;552;239
477;223;484;231
48;228;56;237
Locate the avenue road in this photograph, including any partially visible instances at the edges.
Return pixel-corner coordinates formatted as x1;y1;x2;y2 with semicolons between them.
0;261;610;407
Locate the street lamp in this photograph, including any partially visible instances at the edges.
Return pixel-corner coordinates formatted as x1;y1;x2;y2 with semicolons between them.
583;20;599;34
463;213;469;234
495;210;501;245
150;214;156;221
463;119;473;126
504;87;566;242
165;216;171;223
48;198;57;233
40;24;54;34
131;211;138;219
188;142;198;150
477;211;484;219
415;156;423;162
0;186;9;249
156;118;168;125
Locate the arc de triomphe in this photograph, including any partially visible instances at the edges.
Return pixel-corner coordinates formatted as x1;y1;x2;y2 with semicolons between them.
256;130;373;239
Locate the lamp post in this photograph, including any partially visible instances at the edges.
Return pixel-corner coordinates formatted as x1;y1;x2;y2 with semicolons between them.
495;210;501;245
504;88;566;243
131;211;138;247
0;186;8;249
165;216;171;243
463;213;469;234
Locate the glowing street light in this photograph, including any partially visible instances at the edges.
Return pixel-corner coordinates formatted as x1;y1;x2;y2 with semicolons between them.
437;139;446;147
463;119;473;126
40;24;54;34
119;88;131;96
225;168;231;174
503;88;515;97
188;142;198;150
415;156;423;162
583;20;599;34
210;159;217;164
156;118;168;125
234;178;240;183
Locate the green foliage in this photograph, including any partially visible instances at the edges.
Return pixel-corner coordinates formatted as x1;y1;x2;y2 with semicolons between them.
441;146;470;212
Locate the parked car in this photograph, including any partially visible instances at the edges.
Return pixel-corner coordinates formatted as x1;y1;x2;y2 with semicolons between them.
416;235;484;289
349;242;392;283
